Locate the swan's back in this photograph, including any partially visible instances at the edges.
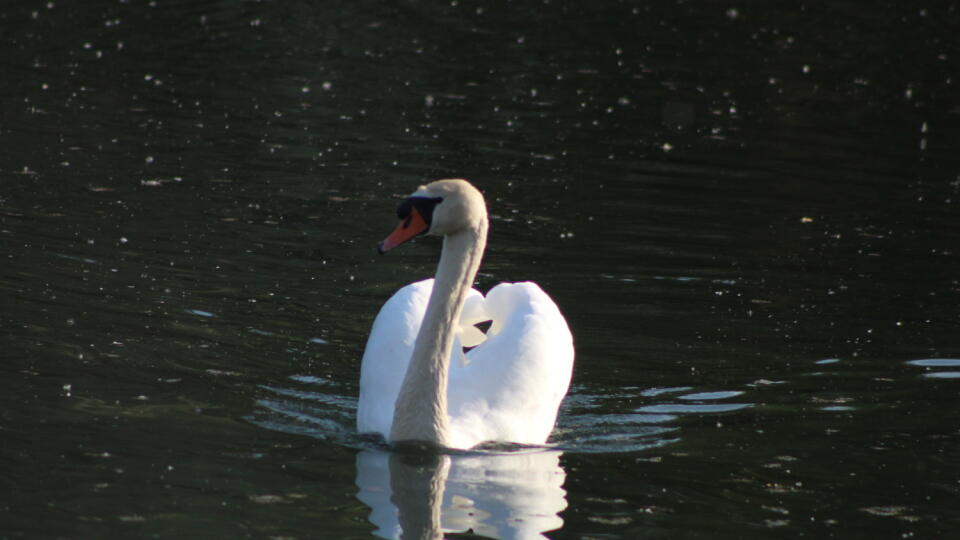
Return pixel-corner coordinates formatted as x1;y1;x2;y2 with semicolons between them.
448;282;574;448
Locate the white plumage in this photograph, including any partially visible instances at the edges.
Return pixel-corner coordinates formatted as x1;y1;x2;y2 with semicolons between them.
357;179;574;449
358;279;574;449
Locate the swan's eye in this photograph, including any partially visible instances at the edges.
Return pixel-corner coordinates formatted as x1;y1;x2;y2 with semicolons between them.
396;199;413;220
396;196;443;227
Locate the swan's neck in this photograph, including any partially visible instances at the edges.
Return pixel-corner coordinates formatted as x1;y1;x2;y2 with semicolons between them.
389;219;487;447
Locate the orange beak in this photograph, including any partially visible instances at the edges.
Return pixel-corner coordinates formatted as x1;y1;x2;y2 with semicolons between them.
378;207;430;254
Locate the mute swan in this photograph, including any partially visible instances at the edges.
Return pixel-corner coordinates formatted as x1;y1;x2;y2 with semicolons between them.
357;179;574;449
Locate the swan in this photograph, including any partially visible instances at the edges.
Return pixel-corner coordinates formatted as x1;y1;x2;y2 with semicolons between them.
357;179;574;449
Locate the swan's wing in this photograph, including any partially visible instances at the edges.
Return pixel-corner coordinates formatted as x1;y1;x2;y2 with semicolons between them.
357;279;434;438
448;282;574;448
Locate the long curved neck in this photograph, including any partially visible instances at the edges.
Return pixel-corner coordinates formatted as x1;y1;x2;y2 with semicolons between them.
389;218;488;447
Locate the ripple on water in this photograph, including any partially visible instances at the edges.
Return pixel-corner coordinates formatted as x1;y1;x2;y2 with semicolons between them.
677;390;744;401
289;374;334;385
256;398;353;440
635;387;752;415
635;403;753;414
552;410;678;453
907;358;960;367
251;377;759;454
906;358;960;379
639;386;694;397
251;378;685;454
248;375;360;445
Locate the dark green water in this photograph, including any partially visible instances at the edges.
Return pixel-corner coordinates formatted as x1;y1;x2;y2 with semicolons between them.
2;1;959;538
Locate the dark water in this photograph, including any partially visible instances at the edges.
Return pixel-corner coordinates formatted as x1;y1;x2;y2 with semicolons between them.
3;1;959;538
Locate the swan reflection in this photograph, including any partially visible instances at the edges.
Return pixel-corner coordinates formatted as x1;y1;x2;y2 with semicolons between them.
355;448;566;539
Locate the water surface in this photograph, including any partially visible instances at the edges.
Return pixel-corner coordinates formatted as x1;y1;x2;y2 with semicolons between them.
2;1;959;538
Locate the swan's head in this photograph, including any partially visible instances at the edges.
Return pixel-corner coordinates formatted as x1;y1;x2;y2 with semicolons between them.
378;179;487;253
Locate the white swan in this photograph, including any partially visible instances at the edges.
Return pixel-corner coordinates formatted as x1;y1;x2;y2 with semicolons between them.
357;179;574;449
